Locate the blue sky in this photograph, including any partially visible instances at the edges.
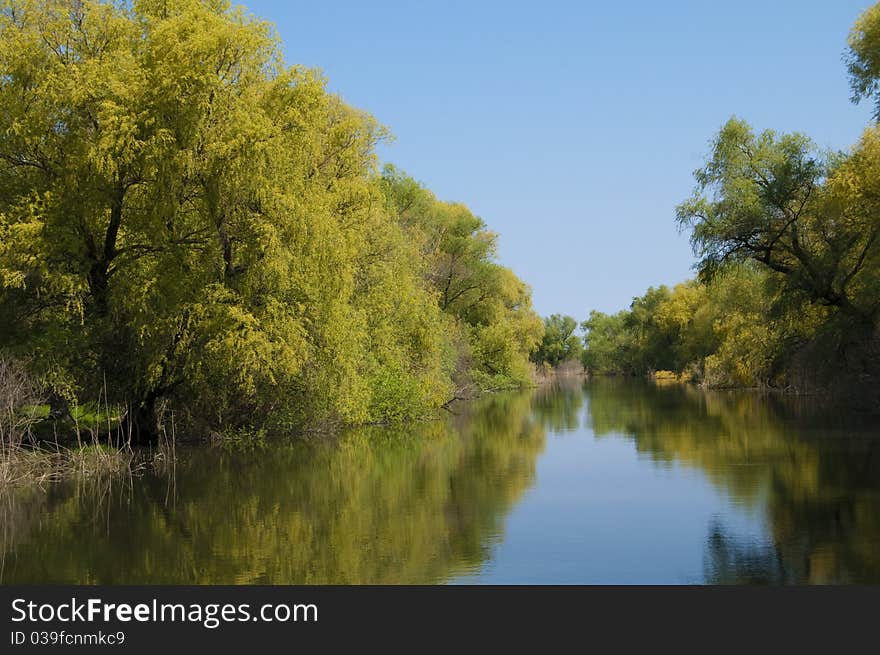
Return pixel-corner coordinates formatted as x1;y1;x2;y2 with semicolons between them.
246;0;875;317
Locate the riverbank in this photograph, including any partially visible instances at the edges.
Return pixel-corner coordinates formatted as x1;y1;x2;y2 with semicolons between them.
531;360;586;385
0;443;143;488
0;375;534;489
614;368;880;411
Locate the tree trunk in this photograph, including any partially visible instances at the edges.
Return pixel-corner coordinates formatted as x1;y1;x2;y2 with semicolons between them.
87;186;126;315
126;394;160;445
46;391;70;422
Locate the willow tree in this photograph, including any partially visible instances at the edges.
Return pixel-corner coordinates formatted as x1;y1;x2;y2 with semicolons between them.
675;118;879;326
380;166;543;392
532;314;582;368
848;2;880;120
0;0;457;437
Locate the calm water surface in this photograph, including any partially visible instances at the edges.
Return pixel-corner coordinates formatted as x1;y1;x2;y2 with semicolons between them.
2;379;879;584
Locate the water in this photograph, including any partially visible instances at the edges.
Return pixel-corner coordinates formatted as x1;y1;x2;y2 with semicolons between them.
2;378;878;584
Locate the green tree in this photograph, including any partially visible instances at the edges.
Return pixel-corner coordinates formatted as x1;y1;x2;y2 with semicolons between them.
581;310;632;375
0;1;540;439
675;118;878;325
532;314;583;367
847;2;880;120
0;0;387;435
381;166;543;392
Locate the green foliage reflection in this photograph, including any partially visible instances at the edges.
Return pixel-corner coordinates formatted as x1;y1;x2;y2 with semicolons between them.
586;379;880;583
0;392;544;584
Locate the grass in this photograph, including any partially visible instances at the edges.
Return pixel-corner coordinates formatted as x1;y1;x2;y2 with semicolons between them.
1;406;179;490
0;356;158;489
0;441;142;488
0;410;182;489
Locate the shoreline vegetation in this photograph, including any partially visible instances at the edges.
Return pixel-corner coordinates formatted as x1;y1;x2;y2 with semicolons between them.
0;0;545;457
571;5;880;408
2;0;880;487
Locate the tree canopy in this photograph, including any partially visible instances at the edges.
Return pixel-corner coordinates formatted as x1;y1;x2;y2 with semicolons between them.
848;2;880;120
531;314;583;368
578;3;880;400
675;118;879;324
0;0;543;440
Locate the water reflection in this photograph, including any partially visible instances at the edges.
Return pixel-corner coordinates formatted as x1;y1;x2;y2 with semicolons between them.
531;375;585;432
2;379;878;584
1;392;544;584
585;379;880;584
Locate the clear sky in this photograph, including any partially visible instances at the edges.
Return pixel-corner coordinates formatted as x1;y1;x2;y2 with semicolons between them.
246;0;875;317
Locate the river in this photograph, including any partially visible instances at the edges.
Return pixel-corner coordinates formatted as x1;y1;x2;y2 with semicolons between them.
2;378;878;584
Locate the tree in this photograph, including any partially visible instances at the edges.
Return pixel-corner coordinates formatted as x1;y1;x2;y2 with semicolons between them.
847;2;880;120
532;314;582;367
653;280;715;370
675;118;879;325
581;310;632;375
381;166;543;392
0;3;543;440
0;2;397;436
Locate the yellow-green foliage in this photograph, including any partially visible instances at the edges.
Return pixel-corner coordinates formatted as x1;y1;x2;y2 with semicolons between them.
1;391;546;583
531;314;583;368
848;2;880;120
581;265;830;389
582;2;880;391
585;379;880;582
0;0;542;436
381;166;543;393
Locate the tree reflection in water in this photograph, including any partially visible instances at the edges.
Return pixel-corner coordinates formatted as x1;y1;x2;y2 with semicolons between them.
0;392;545;584
2;379;878;584
585;378;880;584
